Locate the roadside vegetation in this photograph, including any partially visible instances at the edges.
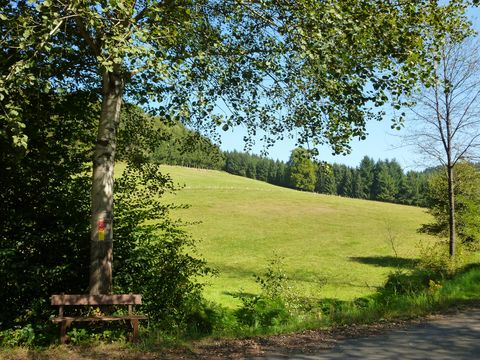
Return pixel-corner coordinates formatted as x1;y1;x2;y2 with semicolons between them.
2;243;480;357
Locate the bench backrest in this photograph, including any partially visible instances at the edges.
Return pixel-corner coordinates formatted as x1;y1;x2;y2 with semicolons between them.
51;294;142;306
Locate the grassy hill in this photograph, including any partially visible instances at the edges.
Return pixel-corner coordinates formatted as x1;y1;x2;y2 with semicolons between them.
153;165;434;308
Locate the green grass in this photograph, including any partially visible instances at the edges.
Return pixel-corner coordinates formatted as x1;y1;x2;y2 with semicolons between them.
148;165;436;308
328;263;480;326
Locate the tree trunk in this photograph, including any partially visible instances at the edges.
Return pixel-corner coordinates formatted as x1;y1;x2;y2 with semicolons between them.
444;68;455;258
89;71;124;294
447;164;456;258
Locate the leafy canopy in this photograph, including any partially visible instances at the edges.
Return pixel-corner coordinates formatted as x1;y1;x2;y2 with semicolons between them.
287;147;316;192
420;163;480;247
1;0;471;154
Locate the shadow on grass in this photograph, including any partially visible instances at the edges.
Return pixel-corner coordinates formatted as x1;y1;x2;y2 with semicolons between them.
458;262;480;274
349;256;418;269
211;263;256;279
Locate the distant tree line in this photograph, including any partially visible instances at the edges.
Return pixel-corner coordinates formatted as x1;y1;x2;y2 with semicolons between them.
151;124;225;170
223;149;431;207
152;126;432;206
223;150;289;187
316;156;430;206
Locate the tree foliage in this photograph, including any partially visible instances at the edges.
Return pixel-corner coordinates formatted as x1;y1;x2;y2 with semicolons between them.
358;156;375;199
224;151;288;186
286;148;316;192
420;162;480;247
1;0;470;153
315;162;337;195
153;126;225;170
0;91;95;329
372;161;397;202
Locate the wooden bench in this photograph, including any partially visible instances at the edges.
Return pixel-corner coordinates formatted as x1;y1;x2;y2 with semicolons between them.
51;294;147;344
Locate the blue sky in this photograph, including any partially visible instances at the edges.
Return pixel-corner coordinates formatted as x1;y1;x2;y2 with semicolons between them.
218;5;480;171
219;116;414;170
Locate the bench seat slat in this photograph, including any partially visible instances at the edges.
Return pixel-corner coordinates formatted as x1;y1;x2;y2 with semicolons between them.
52;315;148;323
51;294;142;306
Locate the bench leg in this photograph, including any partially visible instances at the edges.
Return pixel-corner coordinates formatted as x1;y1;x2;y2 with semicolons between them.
130;319;139;342
60;319;73;344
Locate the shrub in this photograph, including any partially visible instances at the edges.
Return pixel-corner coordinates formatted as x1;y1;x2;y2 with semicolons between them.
112;162;215;335
419;163;480;246
417;239;465;277
234;296;290;328
0;92;95;335
381;270;433;297
234;254;293;329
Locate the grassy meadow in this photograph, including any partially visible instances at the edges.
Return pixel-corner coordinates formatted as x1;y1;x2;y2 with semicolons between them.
144;165;436;309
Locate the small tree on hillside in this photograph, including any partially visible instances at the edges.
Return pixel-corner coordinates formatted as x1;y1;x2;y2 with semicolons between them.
420;162;480;248
405;36;480;257
287;148;316;192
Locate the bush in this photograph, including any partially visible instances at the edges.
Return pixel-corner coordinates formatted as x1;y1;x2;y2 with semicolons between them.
234;296;290;328
419;163;480;246
233;254;293;329
0;92;95;335
381;270;433;297
417;240;465;277
0;324;49;347
113;163;214;331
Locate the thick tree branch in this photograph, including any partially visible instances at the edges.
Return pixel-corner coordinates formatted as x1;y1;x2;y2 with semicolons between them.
75;17;101;57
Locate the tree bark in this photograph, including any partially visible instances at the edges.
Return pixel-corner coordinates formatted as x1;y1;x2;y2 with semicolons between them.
89;70;124;294
447;164;456;258
444;62;455;259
